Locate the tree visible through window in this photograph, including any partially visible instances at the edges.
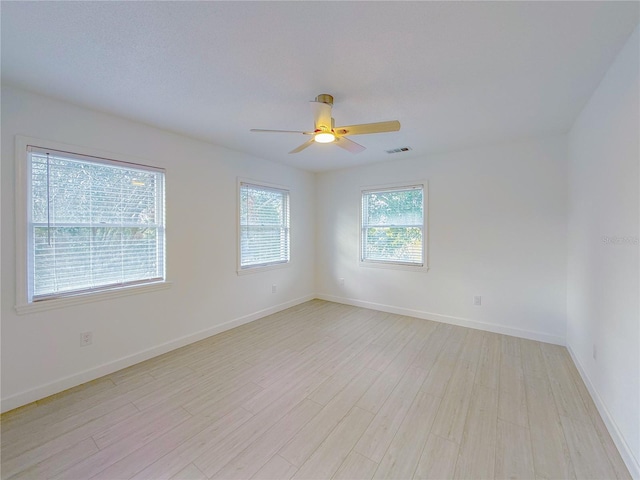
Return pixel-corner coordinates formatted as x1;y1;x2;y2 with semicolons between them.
27;147;165;301
361;185;424;266
239;182;290;269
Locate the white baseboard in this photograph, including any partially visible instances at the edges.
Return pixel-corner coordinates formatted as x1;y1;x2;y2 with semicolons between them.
315;293;565;345
566;345;640;479
1;294;315;413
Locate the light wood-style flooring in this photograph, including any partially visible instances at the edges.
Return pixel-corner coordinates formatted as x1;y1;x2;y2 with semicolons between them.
1;300;631;479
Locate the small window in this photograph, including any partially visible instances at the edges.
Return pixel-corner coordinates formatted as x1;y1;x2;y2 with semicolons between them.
361;184;424;266
25;145;165;302
239;181;290;270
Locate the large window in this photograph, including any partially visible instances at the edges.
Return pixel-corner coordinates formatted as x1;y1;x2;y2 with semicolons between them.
361;184;425;266
239;181;290;270
25;145;165;303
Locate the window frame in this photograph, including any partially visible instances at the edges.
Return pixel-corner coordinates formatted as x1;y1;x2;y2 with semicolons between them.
237;178;291;274
14;135;171;314
359;181;429;272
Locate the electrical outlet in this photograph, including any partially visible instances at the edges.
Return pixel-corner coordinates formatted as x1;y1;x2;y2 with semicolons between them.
271;284;277;294
80;331;93;347
473;295;482;306
339;278;345;286
593;344;597;360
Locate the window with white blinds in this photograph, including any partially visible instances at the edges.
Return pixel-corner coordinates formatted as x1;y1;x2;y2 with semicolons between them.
26;146;165;302
239;182;290;270
361;185;424;266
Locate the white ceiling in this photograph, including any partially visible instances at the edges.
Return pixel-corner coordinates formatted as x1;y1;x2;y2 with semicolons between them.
2;2;638;172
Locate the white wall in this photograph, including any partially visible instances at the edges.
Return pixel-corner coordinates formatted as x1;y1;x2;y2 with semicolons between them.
567;25;639;476
316;136;568;344
0;85;316;411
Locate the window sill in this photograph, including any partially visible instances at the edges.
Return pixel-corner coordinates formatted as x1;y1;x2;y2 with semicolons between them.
15;281;172;315
359;261;430;273
237;262;290;275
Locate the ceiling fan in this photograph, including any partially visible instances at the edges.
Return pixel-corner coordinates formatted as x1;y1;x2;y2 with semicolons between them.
250;94;401;154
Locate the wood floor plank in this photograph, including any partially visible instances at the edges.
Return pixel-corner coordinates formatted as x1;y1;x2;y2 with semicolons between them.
559;414;618;480
92;404;186;450
278;367;379;467
365;319;420;373
317;325;389;379
51;407;192;480
381;317;437;371
128;408;254;480
524;372;576;480
148;365;197;382
453;384;498;480
2;369;196;459
169;463;207;480
181;380;264;417
356;320;435;414
498;353;528;427
107;367;155;387
92;407;253;480
475;333;501;390
133;362;252;412
519;338;546;379
371;315;411;347
250;455;297;480
292;407;374;480
155;365;262;414
308;362;365;406
566;365;632;479
495;419;535;479
498;388;528;429
252;338;337;388
354;365;429;463
501;335;521;358
420;326;467;397
410;322;451;372
297;331;369;379
194;372;330;478
430;329;484;444
211;399;322;480
1;403;138;477
0;402;39;430
541;347;591;423
8;438;99;480
243;370;328;414
1;377;117;433
332;451;378;480
354;363;404;415
414;434;459;480
2;395;138;459
372;391;440;479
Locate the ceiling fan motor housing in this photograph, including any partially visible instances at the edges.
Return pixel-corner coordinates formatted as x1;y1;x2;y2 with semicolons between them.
315;94;334;105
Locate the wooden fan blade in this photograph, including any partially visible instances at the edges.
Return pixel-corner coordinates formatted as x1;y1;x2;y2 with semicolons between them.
334;120;400;136
289;138;315;154
335;136;365;154
310;101;333;131
250;129;313;134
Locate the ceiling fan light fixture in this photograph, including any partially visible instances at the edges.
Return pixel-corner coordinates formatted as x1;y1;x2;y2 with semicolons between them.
314;132;336;143
251;94;400;154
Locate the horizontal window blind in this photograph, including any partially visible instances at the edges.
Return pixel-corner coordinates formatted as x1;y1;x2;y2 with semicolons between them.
240;182;290;268
361;185;424;265
27;146;165;301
